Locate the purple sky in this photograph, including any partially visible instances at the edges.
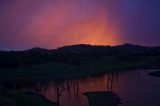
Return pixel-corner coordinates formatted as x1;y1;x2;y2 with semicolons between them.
0;0;160;50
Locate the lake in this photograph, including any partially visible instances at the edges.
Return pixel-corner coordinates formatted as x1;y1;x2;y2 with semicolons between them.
24;69;160;106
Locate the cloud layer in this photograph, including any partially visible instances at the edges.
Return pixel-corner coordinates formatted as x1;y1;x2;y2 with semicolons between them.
0;0;160;50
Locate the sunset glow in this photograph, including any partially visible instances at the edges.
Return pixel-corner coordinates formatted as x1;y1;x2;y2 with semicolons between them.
0;0;160;50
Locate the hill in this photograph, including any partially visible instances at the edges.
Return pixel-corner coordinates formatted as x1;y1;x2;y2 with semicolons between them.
0;43;160;70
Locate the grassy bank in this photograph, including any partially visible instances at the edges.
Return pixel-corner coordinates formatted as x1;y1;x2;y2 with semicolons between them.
1;44;160;82
0;55;159;82
0;62;86;82
81;55;159;73
0;89;58;106
148;70;160;77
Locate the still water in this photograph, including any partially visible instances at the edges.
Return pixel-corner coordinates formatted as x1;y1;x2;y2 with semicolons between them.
25;70;160;106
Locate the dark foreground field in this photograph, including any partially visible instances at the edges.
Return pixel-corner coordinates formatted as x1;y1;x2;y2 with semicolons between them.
0;44;160;106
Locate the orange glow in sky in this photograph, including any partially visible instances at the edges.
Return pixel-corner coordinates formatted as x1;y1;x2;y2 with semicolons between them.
18;3;121;49
0;0;159;50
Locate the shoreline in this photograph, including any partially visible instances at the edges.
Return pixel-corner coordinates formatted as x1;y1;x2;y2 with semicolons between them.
148;70;160;77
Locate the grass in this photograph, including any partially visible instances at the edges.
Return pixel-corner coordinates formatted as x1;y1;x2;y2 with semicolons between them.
0;55;159;82
0;89;58;106
0;62;85;82
83;91;121;106
81;55;159;73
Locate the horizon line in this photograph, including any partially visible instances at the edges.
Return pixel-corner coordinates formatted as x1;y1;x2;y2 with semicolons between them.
0;43;160;51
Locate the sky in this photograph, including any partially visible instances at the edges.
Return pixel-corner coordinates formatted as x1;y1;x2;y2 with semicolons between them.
0;0;160;50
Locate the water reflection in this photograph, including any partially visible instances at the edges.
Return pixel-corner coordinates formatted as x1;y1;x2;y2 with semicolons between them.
4;70;160;106
106;72;119;91
22;72;122;106
0;70;160;106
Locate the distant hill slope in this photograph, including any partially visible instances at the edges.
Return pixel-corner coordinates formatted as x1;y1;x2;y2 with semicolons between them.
0;43;160;69
55;43;160;54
